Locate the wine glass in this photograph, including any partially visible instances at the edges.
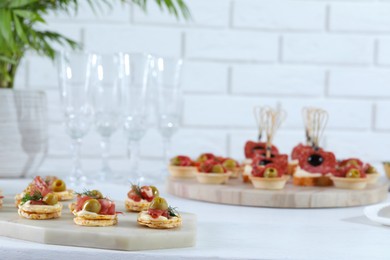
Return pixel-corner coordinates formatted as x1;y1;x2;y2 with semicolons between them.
91;53;123;181
57;51;94;184
153;57;184;173
120;53;153;183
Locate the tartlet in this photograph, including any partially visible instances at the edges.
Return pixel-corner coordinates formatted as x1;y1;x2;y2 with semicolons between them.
338;159;379;185
250;163;289;190
18;191;62;220
137;197;181;229
331;166;368;190
222;158;241;179
168;155;197;179
196;160;231;184
72;190;118;227
125;184;159;212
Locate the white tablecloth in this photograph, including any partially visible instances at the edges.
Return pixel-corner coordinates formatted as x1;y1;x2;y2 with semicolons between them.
0;179;389;260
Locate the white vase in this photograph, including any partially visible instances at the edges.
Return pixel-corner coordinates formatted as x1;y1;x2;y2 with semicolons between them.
0;89;48;178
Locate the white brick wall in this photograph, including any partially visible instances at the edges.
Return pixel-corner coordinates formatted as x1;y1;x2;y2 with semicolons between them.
15;0;390;176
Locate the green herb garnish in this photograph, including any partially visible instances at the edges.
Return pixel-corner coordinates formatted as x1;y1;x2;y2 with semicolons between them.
131;183;142;198
21;191;43;205
168;206;180;218
75;189;103;199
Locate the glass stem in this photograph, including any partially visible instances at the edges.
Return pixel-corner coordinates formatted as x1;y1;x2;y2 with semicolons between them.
128;139;141;181
162;137;172;166
70;138;83;182
100;136;111;180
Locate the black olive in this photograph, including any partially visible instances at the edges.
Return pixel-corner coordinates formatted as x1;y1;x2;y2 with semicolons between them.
259;160;272;166
307;154;324;167
260;153;275;158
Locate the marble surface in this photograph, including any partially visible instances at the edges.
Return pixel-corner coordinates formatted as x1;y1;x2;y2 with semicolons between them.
167;177;389;208
0;199;196;251
0;178;390;260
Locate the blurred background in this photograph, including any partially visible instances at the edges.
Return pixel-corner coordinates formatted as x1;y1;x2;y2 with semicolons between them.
12;0;390;174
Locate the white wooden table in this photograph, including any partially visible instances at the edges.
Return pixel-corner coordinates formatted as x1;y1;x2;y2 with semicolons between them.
0;178;389;260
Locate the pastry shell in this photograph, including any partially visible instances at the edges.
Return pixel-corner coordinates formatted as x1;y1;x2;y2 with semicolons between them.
293;176;333;187
168;165;197;179
73;216;118;227
330;176;368;190
196;172;231;184
249;175;290;190
366;173;380;184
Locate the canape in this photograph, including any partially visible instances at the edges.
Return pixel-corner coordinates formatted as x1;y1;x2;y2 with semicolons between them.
137;197;181;229
250;163;289;190
331;166;368;190
338;158;379;184
125;184;159;212
72;190;117;227
222;158;241;178
18;191;62;220
44;176;74;200
196;160;231;184
168;155;197;179
15;176;74;206
292;109;336;187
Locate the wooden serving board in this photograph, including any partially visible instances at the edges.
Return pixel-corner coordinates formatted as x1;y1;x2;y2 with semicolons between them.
0;198;196;251
167;178;389;208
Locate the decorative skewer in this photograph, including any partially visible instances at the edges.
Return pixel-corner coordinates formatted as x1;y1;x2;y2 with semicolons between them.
302;107;315;146
262;107;286;158
253;106;268;142
310;109;328;151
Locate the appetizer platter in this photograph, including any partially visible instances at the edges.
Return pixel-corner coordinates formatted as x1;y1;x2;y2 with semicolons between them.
167;107;389;208
0;177;196;251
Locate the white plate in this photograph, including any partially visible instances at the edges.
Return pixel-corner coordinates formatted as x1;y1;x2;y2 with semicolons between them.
364;203;390;226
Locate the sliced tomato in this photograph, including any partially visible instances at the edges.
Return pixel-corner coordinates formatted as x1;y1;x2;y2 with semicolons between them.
140;186;154;202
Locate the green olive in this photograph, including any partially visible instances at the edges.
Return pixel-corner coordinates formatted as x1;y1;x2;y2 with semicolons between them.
83;199;101;213
43;193;58;205
346;160;359;167
263;167;278;178
149;197;168;211
211;164;225;173
196;154;207;163
223;159;236;170
367;165;377;174
150;186;159;197
90;190;103;199
51;179;66;192
346;169;360;178
170;156;180;166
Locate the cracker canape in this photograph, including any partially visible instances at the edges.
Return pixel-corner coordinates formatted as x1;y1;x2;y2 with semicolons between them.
338;158;379;184
15;176;74;206
125;184;159;212
137;197;181;229
71;190;118;227
196;160;231;184
18;191;62;220
292;109;336;187
331;165;368;190
168;155;197;179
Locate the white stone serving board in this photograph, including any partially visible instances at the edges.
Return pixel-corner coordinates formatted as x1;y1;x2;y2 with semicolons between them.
167;177;389;208
0;198;196;251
